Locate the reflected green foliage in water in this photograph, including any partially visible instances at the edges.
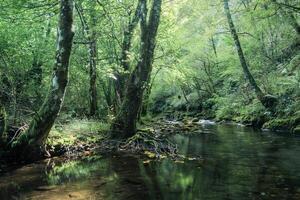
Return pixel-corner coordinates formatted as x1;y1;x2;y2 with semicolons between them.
1;125;300;199
46;156;115;185
138;124;300;200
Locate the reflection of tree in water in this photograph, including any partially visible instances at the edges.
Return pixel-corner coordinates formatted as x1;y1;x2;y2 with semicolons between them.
0;162;50;199
1;126;300;200
137;132;230;200
46;155;153;199
108;154;152;199
137;125;300;200
214;125;300;200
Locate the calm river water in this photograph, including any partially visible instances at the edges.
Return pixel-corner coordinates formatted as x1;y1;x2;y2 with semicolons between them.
1;123;300;200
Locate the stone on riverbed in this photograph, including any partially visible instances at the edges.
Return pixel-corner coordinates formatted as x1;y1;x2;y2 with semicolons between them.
196;120;216;125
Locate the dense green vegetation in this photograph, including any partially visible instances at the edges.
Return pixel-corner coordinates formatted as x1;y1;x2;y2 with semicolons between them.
0;0;300;161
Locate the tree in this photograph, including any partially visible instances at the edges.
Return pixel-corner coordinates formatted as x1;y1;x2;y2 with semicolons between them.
111;0;163;138
114;0;144;105
75;1;98;117
223;0;276;109
11;0;75;151
0;104;6;144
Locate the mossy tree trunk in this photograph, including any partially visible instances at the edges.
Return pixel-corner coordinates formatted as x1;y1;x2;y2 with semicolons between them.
114;0;144;105
111;0;162;138
11;0;74;151
223;0;276;108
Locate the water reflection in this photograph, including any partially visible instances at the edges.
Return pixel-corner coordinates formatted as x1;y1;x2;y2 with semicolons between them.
0;124;300;199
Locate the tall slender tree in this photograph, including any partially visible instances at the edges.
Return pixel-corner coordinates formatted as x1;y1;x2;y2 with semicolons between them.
0;104;6;144
223;0;276;108
75;1;98;117
111;0;163;138
11;0;75;151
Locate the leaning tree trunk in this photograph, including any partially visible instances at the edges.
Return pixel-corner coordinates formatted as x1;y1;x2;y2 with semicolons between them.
223;0;276;108
11;0;74;151
111;0;162;138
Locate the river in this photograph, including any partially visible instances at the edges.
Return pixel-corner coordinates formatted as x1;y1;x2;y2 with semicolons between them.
1;123;300;200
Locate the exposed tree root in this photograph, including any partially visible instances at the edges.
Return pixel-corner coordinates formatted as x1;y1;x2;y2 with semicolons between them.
99;129;178;159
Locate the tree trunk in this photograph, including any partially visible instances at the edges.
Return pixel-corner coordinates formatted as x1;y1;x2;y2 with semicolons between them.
30;57;43;105
88;20;98;117
111;0;162;138
0;71;9;145
114;0;144;105
140;66;162;117
75;2;98;117
11;0;74;150
0;104;7;144
223;0;268;106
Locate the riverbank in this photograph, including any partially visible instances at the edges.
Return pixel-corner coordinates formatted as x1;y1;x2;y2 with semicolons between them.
0;118;178;171
151;109;300;134
1;113;299;171
0;119;109;171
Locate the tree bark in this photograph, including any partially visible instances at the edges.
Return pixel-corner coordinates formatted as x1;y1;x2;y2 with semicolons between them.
111;0;162;138
11;0;74;150
0;104;7;144
223;0;267;106
141;66;163;117
114;0;144;105
88;13;98;117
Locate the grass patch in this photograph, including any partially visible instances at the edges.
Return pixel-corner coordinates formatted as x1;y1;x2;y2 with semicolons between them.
47;119;109;148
